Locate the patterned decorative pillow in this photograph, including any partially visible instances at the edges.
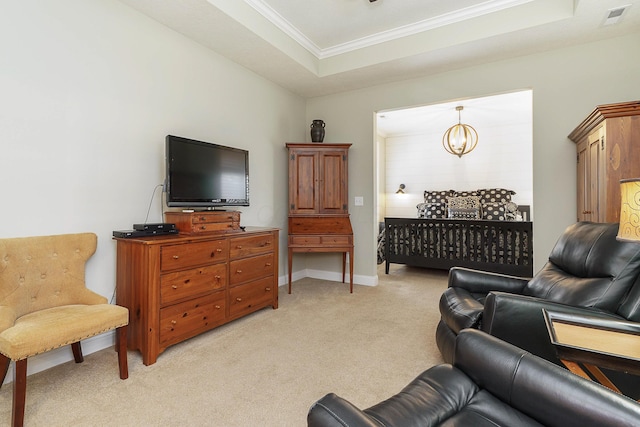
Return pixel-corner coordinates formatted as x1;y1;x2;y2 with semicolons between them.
477;188;516;204
417;202;446;218
482;201;520;220
482;202;507;220
453;190;478;198
424;190;454;205
447;195;481;219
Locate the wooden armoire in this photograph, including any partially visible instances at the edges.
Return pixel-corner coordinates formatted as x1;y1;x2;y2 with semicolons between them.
569;101;640;222
286;143;354;293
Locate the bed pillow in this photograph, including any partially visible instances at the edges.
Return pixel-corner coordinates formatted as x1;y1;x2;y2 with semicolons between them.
417;202;446;218
477;188;516;204
447;195;481;219
424;190;454;205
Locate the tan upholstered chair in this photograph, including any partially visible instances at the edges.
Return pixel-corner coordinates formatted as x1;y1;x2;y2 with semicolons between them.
0;233;129;427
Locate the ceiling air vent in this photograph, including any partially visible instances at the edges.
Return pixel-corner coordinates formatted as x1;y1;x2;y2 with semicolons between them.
602;5;631;26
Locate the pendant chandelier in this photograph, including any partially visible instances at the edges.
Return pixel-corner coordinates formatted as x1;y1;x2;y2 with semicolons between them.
442;106;478;158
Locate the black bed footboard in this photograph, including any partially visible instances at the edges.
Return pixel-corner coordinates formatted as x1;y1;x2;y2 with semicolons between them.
384;217;533;277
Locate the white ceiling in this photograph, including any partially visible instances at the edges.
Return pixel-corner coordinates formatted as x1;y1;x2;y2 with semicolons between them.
117;0;640;98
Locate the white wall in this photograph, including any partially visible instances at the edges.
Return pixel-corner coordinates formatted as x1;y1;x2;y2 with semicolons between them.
0;0;305;378
306;32;640;281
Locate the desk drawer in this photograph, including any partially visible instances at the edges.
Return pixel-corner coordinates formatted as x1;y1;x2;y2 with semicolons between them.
290;236;321;245
321;235;351;245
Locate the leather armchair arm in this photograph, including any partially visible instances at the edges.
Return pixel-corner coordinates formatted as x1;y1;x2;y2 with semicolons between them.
481;292;622;363
448;267;529;295
307;393;380;427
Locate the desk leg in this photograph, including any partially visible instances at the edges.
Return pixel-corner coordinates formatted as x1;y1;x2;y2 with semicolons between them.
288;248;293;294
349;247;354;293
342;253;346;283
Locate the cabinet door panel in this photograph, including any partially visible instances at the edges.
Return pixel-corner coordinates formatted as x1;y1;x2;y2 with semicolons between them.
290;153;317;214
319;151;348;214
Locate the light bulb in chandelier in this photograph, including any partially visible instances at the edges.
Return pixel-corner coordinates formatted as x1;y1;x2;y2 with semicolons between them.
443;106;478;158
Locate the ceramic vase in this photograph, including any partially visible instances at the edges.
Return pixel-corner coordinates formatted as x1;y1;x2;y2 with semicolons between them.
310;119;325;142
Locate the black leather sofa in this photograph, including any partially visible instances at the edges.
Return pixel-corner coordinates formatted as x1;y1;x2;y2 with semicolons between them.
307;329;640;427
436;221;640;397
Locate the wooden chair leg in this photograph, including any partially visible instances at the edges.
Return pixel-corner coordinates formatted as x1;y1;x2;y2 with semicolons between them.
117;326;128;380
0;353;10;388
71;342;84;363
12;359;27;427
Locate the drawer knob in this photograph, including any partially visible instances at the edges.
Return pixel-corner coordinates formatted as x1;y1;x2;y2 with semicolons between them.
265;287;271;291
216;248;222;252
172;255;179;260
236;245;243;249
214;305;221;310
236;297;242;302
215;275;221;280
171;320;177;325
236;270;242;274
200;225;207;230
265;263;272;267
172;285;178;290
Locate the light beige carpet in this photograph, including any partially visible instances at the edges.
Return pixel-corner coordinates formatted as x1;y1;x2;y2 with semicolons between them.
0;265;447;426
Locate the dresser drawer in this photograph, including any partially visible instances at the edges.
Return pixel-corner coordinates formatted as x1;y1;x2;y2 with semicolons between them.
161;239;228;271
159;292;225;348
191;211;240;224
229;233;275;258
229;253;274;286
321;235;351;245
160;263;227;305
290;235;321;245
187;221;239;234
229;277;275;318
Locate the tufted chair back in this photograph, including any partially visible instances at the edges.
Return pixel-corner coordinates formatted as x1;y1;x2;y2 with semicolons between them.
523;222;640;313
0;233;106;327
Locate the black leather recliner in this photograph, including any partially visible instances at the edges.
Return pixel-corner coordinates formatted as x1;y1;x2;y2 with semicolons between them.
436;221;640;397
307;329;640;427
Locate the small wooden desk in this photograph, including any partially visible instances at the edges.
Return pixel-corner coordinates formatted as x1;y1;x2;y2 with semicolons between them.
287;216;354;293
543;310;640;399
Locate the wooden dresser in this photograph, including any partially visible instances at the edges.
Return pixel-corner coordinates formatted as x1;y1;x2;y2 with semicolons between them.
115;227;278;365
286;143;353;293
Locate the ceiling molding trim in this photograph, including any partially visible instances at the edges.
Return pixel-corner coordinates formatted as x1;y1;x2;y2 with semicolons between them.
320;0;534;59
243;0;534;60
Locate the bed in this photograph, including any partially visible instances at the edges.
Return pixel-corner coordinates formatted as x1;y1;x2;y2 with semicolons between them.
379;188;534;277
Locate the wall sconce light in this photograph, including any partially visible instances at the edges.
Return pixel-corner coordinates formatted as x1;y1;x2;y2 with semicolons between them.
396;184;406;194
442;105;479;158
617;178;640;242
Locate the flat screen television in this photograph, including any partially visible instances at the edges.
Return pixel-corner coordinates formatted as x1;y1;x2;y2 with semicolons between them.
165;135;249;208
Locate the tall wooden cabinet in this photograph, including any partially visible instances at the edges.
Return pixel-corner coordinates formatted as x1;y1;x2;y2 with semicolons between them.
569;101;640;222
286;143;354;293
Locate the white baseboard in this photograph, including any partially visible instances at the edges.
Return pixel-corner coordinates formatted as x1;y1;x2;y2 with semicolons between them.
278;269;378;287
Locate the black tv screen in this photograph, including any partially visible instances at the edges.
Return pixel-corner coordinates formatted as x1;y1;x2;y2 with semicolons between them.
165;135;249;208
